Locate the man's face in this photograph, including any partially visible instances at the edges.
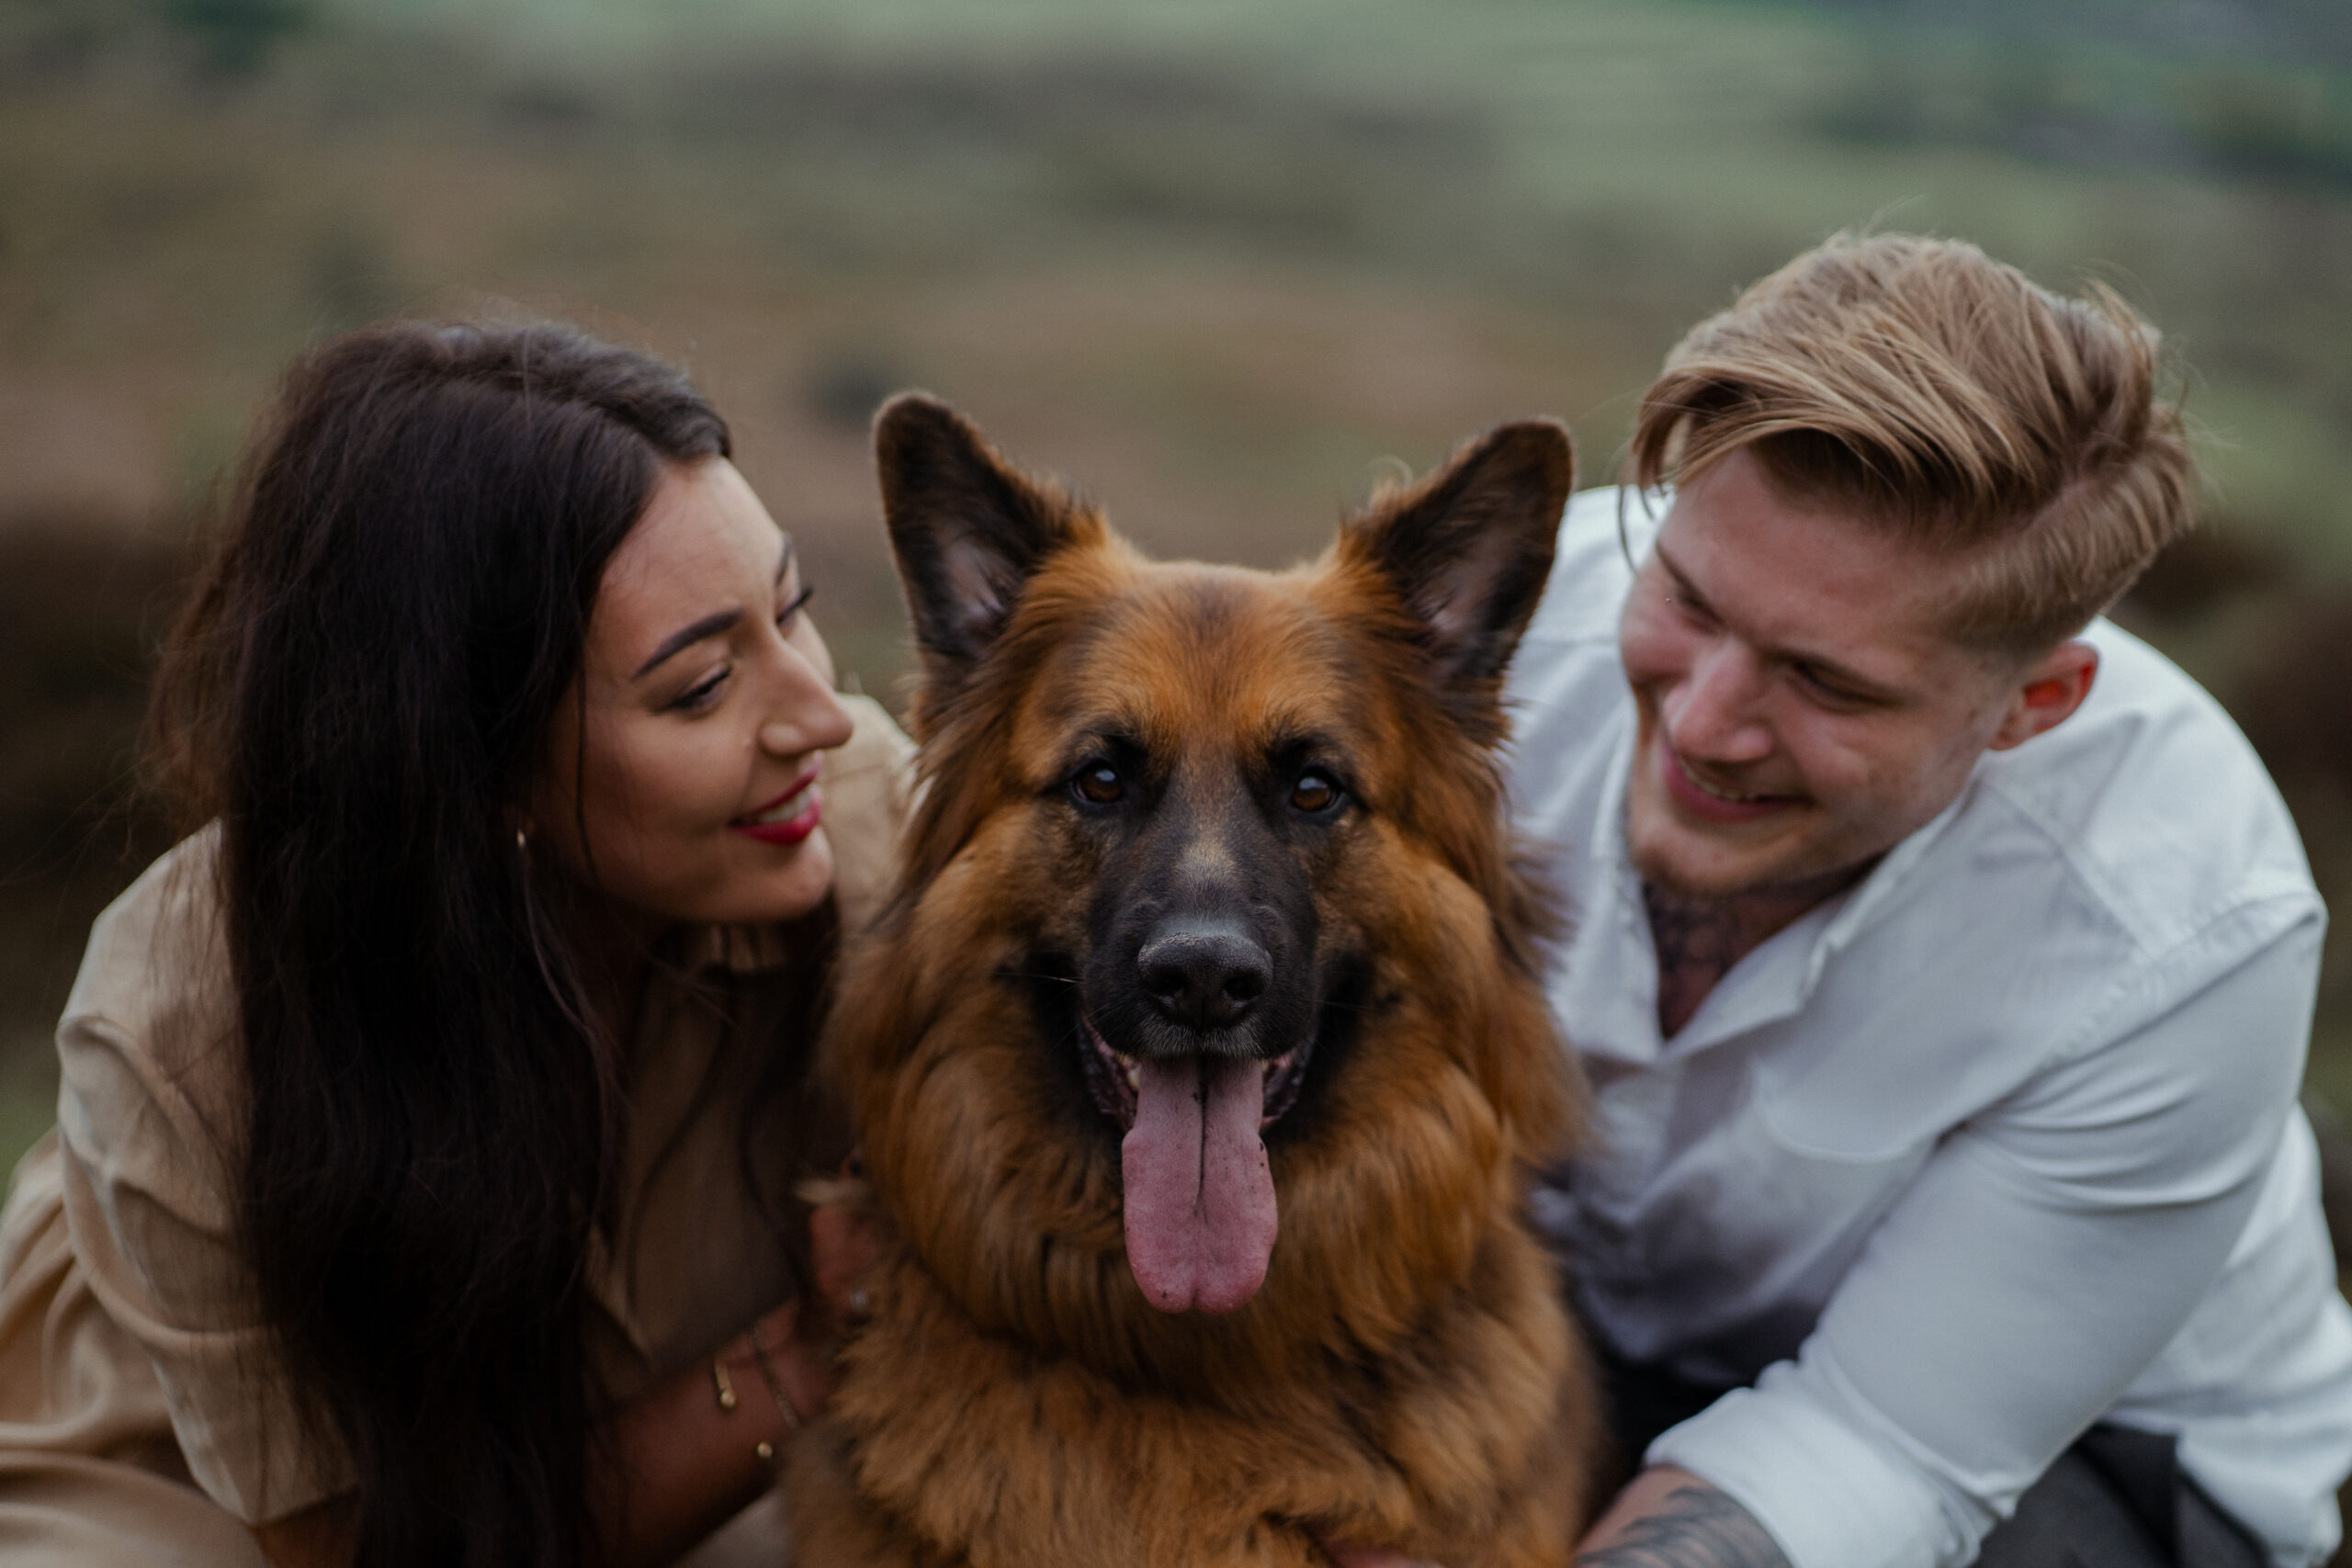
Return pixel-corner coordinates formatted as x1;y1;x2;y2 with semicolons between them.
1620;449;2041;901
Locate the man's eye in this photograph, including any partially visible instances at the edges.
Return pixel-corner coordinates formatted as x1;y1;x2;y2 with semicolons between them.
776;583;816;629
1793;666;1864;705
1666;589;1713;625
1071;762;1125;806
1289;771;1342;813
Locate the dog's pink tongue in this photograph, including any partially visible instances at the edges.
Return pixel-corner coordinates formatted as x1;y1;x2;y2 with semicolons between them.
1122;1055;1276;1314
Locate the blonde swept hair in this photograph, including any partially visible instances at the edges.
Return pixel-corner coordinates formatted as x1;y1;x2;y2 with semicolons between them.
1628;233;2196;657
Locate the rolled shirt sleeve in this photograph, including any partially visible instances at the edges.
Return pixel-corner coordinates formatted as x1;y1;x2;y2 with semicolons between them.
1651;900;2324;1568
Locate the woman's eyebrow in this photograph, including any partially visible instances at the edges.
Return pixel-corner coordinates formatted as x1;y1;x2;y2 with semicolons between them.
635;609;741;678
632;538;796;679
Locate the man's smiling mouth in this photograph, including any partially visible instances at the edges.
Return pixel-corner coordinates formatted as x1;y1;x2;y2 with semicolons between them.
1663;741;1804;813
1687;769;1770;805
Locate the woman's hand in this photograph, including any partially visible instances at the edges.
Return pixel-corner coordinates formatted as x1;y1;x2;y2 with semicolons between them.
249;1497;356;1568
810;1190;879;1318
252;1190;880;1568
595;1187;878;1568
594;1297;820;1568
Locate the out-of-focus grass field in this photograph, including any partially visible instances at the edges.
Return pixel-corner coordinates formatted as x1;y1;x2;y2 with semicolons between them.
2;0;2349;1177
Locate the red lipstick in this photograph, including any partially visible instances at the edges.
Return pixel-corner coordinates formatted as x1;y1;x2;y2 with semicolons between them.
729;766;824;847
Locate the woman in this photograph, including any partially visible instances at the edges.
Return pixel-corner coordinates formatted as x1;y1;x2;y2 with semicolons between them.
0;321;908;1566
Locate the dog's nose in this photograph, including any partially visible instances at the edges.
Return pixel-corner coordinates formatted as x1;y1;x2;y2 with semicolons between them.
1137;924;1271;1032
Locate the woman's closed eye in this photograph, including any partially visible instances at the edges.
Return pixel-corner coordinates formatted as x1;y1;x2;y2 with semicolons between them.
670;665;731;714
666;586;818;714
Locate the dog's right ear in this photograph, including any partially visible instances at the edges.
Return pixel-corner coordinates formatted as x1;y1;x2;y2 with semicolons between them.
874;394;1082;675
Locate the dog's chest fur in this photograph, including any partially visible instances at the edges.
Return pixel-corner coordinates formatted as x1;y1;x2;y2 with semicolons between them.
787;1220;1588;1568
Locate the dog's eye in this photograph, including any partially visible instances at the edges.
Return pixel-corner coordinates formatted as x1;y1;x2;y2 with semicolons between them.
1289;772;1341;813
1072;762;1125;807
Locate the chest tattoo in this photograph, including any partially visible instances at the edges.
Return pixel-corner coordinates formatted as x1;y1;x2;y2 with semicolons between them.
1641;860;1872;1040
1644;886;1754;1038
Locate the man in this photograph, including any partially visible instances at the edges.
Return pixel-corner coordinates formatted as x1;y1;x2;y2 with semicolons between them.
1504;235;2352;1567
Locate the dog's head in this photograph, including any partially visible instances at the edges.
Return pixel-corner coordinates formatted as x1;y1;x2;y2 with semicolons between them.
846;395;1575;1346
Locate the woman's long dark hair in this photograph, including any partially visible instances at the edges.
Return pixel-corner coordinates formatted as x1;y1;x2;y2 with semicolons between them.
148;321;730;1568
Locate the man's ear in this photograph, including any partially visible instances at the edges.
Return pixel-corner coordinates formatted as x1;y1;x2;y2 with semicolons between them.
1340;418;1574;705
873;393;1091;681
1987;639;2099;751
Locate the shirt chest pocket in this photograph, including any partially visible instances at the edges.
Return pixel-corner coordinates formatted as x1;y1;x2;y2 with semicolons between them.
1599;1048;1931;1271
1740;991;2046;1162
1684;1080;1933;1296
1584;1061;1933;1371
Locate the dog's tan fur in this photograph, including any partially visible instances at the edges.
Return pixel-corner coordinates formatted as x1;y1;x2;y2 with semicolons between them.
786;399;1604;1567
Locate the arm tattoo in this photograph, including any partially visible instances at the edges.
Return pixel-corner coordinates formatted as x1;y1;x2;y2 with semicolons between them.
1577;1483;1792;1568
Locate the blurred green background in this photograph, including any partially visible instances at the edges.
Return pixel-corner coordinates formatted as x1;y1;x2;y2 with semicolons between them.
3;0;2350;1181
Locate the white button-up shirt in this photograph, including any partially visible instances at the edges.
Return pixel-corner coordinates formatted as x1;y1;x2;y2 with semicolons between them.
1505;489;2352;1568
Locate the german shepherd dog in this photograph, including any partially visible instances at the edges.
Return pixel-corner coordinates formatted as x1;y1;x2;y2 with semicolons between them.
786;397;1603;1566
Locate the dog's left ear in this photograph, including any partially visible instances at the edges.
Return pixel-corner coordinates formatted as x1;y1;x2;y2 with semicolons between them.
1343;418;1573;700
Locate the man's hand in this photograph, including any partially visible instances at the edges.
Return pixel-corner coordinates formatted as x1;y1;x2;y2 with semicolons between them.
1576;1467;1791;1567
1314;1465;1790;1568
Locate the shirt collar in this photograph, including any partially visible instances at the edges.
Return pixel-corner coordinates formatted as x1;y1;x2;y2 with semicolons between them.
1581;742;1980;1061
1550;723;1665;1066
1804;781;1973;986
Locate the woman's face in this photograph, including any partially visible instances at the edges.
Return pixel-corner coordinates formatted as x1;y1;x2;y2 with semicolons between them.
532;457;855;929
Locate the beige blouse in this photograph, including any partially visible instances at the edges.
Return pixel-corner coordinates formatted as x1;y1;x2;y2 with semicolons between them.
0;695;910;1562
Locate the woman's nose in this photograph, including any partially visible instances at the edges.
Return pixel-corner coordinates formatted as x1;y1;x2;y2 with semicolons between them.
758;650;855;759
1662;643;1772;762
